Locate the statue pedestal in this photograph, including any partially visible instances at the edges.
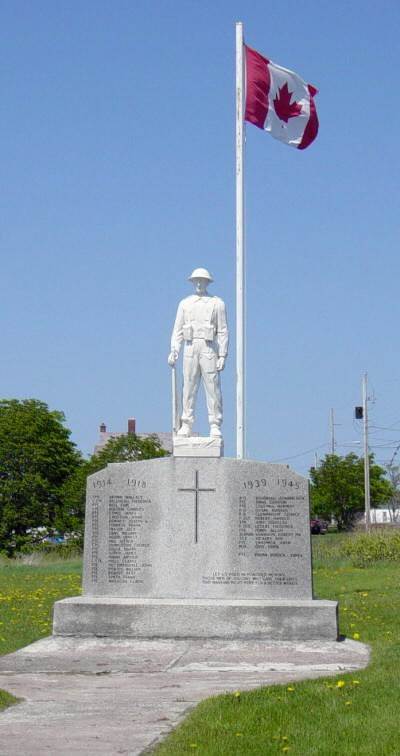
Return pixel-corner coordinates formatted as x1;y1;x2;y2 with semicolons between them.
53;457;338;641
173;436;223;457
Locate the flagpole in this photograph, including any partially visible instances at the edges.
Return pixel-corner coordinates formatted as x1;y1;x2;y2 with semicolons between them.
236;21;245;459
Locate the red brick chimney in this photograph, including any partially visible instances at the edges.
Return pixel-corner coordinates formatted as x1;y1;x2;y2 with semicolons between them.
128;418;136;435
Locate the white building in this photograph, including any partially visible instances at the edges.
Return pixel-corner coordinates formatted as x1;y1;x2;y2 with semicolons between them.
366;508;400;524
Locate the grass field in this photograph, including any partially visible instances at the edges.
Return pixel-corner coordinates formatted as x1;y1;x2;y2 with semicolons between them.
0;557;82;711
0;540;399;754
0;557;81;656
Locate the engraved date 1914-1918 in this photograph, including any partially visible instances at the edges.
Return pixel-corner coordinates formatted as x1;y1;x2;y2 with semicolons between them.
92;478;147;489
92;478;113;488
243;478;300;489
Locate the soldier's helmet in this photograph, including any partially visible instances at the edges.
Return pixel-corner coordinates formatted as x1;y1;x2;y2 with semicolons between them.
188;268;213;282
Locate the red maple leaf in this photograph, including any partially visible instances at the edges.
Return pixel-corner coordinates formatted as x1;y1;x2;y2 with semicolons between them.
273;83;302;123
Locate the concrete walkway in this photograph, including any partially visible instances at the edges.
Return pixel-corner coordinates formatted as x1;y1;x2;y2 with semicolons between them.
0;637;369;756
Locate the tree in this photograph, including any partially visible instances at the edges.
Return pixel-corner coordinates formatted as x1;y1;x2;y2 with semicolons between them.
0;399;81;552
58;433;169;536
310;452;393;530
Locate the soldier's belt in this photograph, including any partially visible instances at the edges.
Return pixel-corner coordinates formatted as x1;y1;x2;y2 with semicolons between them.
183;324;215;340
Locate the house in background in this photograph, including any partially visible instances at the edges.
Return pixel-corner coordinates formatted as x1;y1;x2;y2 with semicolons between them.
94;417;172;455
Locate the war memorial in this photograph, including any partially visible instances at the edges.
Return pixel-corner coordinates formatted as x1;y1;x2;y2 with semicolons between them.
53;269;338;641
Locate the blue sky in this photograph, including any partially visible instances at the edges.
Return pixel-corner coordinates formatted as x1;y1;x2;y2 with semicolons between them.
2;1;400;475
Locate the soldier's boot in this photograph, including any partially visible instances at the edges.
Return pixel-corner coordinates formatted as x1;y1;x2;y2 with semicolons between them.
210;423;222;438
177;420;192;437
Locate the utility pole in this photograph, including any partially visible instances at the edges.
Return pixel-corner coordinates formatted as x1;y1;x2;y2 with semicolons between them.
362;373;371;532
329;408;335;454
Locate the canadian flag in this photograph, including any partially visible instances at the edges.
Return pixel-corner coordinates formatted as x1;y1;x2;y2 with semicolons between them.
245;45;319;150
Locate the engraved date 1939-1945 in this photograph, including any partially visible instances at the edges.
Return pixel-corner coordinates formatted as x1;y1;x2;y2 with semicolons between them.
243;478;300;489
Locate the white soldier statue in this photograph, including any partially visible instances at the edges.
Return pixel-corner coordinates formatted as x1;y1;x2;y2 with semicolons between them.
168;268;229;438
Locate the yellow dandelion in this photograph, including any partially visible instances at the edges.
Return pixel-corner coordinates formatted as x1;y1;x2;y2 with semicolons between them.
336;680;346;688
234;691;241;698
287;686;295;692
353;633;360;640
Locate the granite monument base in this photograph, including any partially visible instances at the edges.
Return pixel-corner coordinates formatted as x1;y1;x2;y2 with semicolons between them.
53;596;338;641
53;457;338;641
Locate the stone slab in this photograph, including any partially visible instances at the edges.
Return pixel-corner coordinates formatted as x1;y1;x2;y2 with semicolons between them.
173;435;223;457
0;637;370;756
83;457;314;602
53;596;338;641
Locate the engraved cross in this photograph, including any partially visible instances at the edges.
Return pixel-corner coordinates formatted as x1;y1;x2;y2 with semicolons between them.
178;470;216;544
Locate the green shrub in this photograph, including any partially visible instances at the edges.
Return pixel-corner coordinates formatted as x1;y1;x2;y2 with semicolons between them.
342;529;400;566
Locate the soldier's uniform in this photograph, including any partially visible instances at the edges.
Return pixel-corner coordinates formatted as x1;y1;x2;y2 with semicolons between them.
170;294;229;430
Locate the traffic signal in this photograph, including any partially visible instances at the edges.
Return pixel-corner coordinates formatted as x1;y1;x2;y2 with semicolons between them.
355;406;363;419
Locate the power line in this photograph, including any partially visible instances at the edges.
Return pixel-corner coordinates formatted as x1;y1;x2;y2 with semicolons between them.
369;424;400;432
269;442;328;463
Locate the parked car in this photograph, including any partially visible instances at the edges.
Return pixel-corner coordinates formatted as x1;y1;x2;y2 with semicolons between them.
310;519;328;535
42;534;65;544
